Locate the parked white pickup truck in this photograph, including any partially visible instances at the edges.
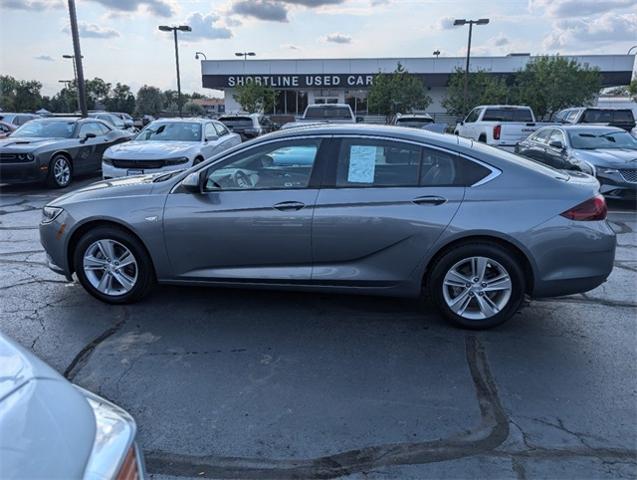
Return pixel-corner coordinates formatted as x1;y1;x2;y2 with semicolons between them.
454;105;546;150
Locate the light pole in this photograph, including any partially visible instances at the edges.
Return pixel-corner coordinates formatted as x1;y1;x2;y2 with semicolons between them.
158;25;192;117
195;51;207;60
433;50;440;58
454;18;489;115
235;51;256;61
66;0;88;117
62;54;82;111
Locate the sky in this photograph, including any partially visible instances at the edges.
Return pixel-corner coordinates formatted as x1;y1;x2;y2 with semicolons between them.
1;0;636;98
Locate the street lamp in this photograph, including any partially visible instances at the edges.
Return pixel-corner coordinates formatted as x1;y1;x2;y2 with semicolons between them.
195;51;207;60
158;24;192;117
66;0;88;116
433;50;440;58
454;18;490;115
62;54;83;111
235;51;256;61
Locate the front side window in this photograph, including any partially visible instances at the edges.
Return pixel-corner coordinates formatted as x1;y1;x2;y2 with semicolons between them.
204;139;321;191
204;123;216;139
464;108;481;123
12;120;75;138
78;122;104;137
548;129;565;147
137;122;202;142
214;122;229;136
95;123;111;135
531;129;551;143
566;110;580;123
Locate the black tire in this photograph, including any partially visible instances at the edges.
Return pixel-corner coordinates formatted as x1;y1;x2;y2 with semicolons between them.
193;156;204;165
73;226;155;304
427;242;526;329
47;154;73;188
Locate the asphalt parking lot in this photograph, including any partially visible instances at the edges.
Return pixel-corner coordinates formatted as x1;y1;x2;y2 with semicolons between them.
1;178;636;480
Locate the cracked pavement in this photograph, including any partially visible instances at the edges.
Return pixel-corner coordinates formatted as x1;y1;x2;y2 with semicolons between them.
1;179;636;479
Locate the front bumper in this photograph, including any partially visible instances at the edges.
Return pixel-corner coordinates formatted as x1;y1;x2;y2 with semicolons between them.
40;211;73;278
0;161;47;184
596;170;637;200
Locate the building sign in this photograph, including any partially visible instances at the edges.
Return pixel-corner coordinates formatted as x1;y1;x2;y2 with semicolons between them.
203;74;384;89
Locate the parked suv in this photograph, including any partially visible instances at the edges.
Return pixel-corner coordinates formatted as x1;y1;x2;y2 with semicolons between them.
218;113;276;140
554;107;636;132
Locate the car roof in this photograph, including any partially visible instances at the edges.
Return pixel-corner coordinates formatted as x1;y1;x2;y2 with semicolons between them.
397;114;433;119
552;124;625;132
306;104;351;108
151;117;209;124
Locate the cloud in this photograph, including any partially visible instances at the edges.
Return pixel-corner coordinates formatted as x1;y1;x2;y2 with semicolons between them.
87;0;175;17
231;0;288;22
325;32;352;44
435;16;456;30
0;0;63;9
529;0;636;18
186;12;233;40
34;55;55;61
282;43;300;50
225;16;242;27
543;12;637;49
63;22;120;39
280;0;345;5
493;33;510;47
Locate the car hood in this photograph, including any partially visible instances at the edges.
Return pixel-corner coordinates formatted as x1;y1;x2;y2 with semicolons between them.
106;140;198;159
0;334;95;479
50;174;158;206
573;148;637;168
0;137;65;151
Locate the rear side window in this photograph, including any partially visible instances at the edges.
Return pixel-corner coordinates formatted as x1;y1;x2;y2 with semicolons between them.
334;139;491;187
482;108;533;122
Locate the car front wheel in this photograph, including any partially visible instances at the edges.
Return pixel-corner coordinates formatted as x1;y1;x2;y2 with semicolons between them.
428;242;526;329
74;227;154;304
47;155;73;188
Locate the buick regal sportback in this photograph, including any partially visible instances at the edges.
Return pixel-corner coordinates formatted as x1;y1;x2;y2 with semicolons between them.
40;125;616;329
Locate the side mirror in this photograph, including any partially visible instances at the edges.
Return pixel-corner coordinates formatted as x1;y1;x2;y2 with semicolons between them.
548;140;564;150
80;132;96;143
182;171;204;193
205;135;218;142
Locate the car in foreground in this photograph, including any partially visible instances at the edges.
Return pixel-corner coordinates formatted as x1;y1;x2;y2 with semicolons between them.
454;105;549;150
40;124;615;329
554;107;636;132
0;332;145;479
0;117;133;187
0;120;16;138
0;112;39;127
218;113;277;140
516;125;637;200
102;118;241;179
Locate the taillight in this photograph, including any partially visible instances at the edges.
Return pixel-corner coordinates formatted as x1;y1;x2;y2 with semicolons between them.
116;447;140;480
560;195;607;221
493;124;501;140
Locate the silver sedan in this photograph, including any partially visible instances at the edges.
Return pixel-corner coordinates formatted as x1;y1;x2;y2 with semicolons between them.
39;125;616;329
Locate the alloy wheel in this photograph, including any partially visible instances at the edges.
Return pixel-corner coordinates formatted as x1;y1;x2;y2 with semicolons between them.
53;157;71;186
442;256;512;320
83;239;138;296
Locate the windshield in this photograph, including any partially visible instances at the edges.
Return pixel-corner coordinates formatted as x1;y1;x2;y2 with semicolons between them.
305;106;352;119
396;118;433;127
219;117;253;128
569;130;637;150
11;119;75;138
482;108;534;122
136;122;202;142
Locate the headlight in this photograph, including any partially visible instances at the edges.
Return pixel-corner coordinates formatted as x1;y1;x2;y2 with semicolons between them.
103;157;113;166
16;153;35;161
581;161;596;176
77;387;145;480
165;156;190;165
41;206;63;224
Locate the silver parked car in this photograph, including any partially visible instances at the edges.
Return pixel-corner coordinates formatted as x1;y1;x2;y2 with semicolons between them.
102;118;241;179
40;125;615;329
0;332;145;479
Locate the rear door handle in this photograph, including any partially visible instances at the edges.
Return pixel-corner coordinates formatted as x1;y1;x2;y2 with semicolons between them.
412;196;447;206
273;201;306;211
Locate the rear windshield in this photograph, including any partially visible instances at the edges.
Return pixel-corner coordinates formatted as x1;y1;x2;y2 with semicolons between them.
568;129;637;149
396;117;433;126
482;108;534;122
219;117;253;127
305;106;352;119
581;109;635;123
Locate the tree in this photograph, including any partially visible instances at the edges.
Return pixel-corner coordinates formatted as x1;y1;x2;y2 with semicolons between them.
233;81;278;113
105;83;135;114
183;101;204;116
512;56;601;119
47;86;78;113
442;68;509;117
629;79;637;100
84;77;112;110
136;85;164;115
0;75;43;112
367;63;431;121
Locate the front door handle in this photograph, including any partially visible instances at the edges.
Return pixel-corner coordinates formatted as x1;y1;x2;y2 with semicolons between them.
412;196;447;206
273;201;306;211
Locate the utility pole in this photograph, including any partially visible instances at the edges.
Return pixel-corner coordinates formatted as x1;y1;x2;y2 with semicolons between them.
159;25;192;117
454;18;490;115
67;0;87;117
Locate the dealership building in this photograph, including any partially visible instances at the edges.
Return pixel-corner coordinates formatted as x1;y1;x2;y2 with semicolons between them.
200;54;635;119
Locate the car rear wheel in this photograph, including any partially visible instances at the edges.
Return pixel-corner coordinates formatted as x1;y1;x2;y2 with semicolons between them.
74;227;154;304
428;243;525;329
47;155;73;188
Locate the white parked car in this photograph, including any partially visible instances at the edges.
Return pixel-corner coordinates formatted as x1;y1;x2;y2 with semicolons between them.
281;104;358;129
102;118;241;179
454;105;550;150
0;333;145;479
